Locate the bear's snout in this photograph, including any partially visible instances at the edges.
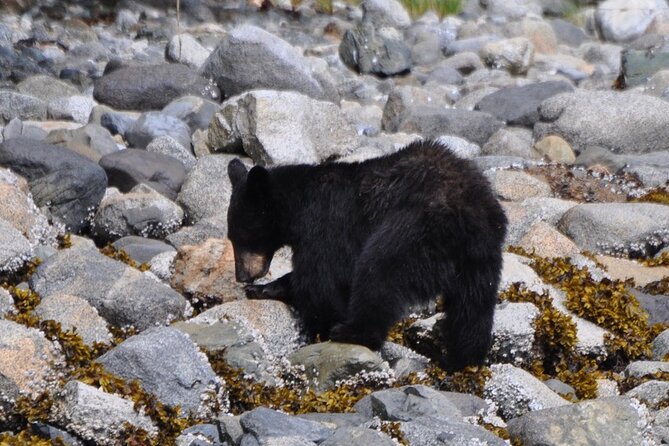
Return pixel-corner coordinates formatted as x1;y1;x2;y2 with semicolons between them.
234;251;270;283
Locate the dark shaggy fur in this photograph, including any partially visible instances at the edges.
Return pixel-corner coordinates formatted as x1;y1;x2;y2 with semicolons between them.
226;139;507;370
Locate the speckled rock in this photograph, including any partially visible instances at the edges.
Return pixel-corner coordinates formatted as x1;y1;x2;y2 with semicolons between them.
626;380;669;409
94;63;220;111
99;148;186;201
166;33;211;69
208;90;358;165
30;246;192;330
97;326;220;414
482;127;538;159
190;299;303;358
176;154;238;224
171;238;245;305
0;138;107;232
502;197;578;246
92;184;184;243
518;221;580;258
339;23;412;77
47;95;95;124
0;167;59;248
112;235;175;265
652;329;669;360
354;385;462;422
0;319;64;399
535;90;669;154
200;24;336;102
0;90;47;123
0;216;32;273
52;380;156;446
507;396;650;446
625;360;669;379
34;294;112;346
240;407;333;445
485;170;552;201
484;364;570;420
491;301;539;365
174;320;274;382
595;0;667;43
0;288;13;318
558;202;669;255
480;37;535;75
288;343;388;391
533;135;576;164
320;427;395;446
17;75;79;103
361;0;411;29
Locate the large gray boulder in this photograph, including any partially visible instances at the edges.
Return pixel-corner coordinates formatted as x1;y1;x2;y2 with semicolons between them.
0;138;107;232
558;202;669;255
384;106;504;146
200;25;337;102
97;327;220;415
507;396;650;446
209;90;358;165
339;23;412;77
595;0;667;42
52;380;156;446
94;63;220;111
534;90;669;154
29;246;192;330
475;81;573;127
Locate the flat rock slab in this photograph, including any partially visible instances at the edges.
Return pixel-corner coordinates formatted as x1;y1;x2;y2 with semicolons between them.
99;148;186;201
93;63;220;111
386;106;504;146
200;24;336;102
475;81;573;127
0;137;107;232
97;326;219;414
240;407;333;444
29;246;192;330
558;202;669;255
595;255;669;286
288;342;388;391
535;90;669;154
507;396;649;446
354;385;462;422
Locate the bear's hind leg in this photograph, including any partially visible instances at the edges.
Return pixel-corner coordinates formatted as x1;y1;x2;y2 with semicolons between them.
435;260;500;371
329;215;430;350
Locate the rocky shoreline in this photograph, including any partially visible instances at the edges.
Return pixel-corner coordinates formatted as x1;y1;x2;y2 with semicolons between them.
1;0;669;444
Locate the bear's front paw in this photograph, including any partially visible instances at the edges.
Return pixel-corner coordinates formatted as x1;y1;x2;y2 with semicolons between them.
244;282;288;301
244;284;266;300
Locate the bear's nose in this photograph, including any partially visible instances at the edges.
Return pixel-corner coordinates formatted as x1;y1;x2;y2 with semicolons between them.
235;268;254;283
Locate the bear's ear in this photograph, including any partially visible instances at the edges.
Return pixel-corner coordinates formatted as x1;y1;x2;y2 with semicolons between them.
247;165;269;197
228;159;248;188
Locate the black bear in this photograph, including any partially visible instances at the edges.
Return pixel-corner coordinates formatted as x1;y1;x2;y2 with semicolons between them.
226;139;507;370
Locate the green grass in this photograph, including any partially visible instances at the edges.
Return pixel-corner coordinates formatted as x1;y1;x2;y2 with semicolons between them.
400;0;462;18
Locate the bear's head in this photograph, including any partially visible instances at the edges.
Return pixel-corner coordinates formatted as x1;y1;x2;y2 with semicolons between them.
227;159;280;283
